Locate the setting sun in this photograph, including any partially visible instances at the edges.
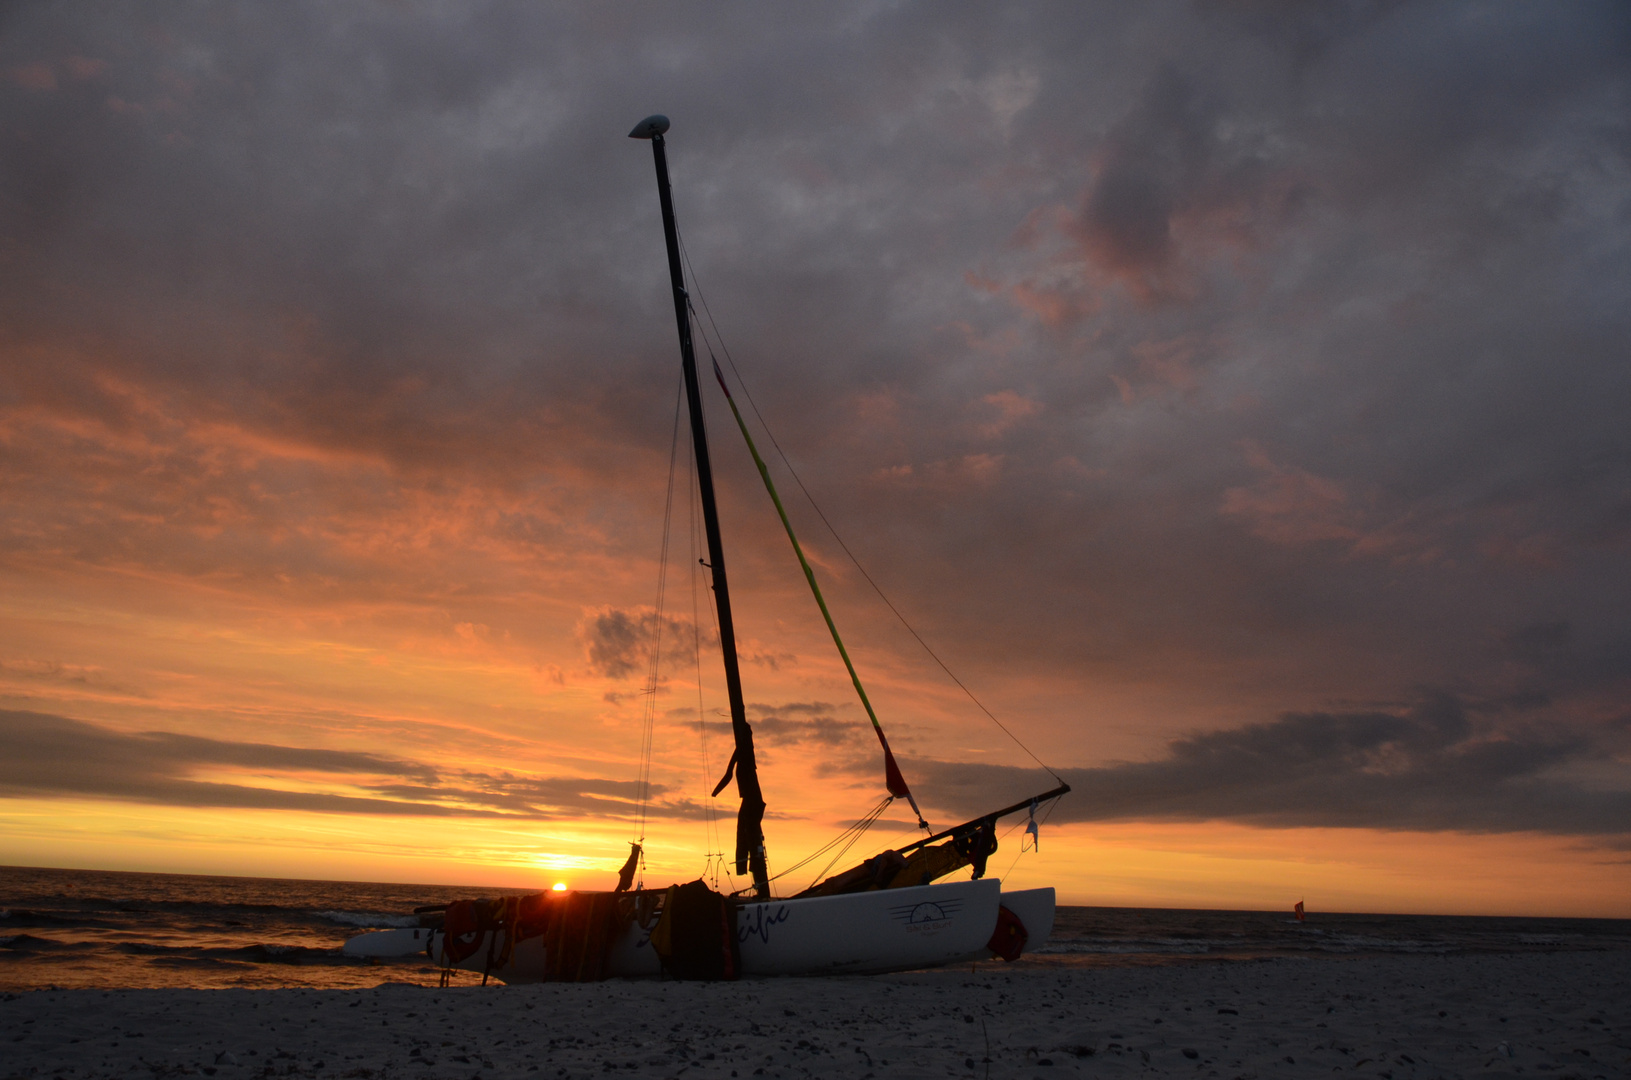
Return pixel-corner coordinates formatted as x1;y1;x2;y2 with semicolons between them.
551;883;567;892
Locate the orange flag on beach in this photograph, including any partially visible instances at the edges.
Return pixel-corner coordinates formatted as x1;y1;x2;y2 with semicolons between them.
1294;900;1305;921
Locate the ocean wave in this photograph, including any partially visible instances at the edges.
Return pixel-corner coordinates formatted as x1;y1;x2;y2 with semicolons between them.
1037;940;1219;955
0;934;92;953
0;907;126;930
144;955;245;970
228;944;346;965
5;897;423;932
313;910;419;929
113;940;366;966
1040;933;1460;957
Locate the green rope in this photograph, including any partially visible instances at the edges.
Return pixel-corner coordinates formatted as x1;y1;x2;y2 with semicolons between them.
711;358;927;830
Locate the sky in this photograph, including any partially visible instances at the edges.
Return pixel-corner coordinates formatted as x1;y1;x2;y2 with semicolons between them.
2;2;1629;917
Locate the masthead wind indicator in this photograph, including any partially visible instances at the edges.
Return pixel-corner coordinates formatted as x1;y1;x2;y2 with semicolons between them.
628;115;670;139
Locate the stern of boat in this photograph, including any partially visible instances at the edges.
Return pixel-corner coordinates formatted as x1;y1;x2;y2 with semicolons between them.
997;886;1056;953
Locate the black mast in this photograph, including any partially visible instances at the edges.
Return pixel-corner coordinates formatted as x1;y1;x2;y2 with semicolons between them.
630;115;769;898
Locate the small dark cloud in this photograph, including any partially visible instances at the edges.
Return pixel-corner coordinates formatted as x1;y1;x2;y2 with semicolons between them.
1072;67;1209;286
577;605;705;680
905;693;1631;838
688;703;866;751
0;710;694;821
749;702;860;748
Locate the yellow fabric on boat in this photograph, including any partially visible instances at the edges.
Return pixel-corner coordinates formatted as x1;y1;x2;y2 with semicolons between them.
883;840;970;890
647;884;677;960
797;849;909;898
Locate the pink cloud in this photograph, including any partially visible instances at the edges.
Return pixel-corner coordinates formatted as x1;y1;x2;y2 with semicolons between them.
1220;442;1361;546
65;56;107;80
978;390;1041;438
8;62;55;91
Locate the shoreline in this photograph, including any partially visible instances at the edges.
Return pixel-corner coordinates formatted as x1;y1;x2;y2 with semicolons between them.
5;951;1626;1079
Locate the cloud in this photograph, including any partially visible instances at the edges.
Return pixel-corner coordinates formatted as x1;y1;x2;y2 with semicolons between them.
907;692;1631;838
578;605;706;680
1067;66;1223;296
748;702;862;748
0;2;1627;865
7;61;55;91
684;703;868;754
1220;440;1363;546
0;710;696;820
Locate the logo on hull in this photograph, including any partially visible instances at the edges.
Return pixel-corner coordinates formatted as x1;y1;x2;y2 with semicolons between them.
888;897;963;936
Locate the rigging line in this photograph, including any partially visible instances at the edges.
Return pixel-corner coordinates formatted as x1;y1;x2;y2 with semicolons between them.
638;380;684;841
757;795;892;887
637;380;685;845
986;817;1031;881
800;801;891;893
676;236;1062;784
769;800;887;881
687;421;725;889
688;421;738;893
996;794;1062;884
707;343;928;831
790;817;882;895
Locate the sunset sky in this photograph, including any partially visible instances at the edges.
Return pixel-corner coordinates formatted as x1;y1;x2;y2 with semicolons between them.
2;3;1628;917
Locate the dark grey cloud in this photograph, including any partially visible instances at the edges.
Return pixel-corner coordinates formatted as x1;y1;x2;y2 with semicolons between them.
0;710;698;820
905;692;1631;837
2;684;1627;837
1069;64;1230;294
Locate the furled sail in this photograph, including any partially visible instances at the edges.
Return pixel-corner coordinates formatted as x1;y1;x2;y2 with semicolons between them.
712;360;928;830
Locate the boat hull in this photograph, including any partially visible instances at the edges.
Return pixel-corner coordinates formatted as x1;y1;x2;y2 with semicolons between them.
987;887;1055;955
735;878;1001;976
384;878;1054;981
955;886;1054;963
339;926;437;959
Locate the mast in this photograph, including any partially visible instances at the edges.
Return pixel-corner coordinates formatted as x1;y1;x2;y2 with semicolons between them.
630;114;769;898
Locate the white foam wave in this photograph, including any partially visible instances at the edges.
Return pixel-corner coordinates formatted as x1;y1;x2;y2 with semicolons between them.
314;910;418;929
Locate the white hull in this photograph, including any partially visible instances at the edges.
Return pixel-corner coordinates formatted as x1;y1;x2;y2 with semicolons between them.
986;887;1055;957
364;880;1053;982
340;926;437;959
735;878;1002;976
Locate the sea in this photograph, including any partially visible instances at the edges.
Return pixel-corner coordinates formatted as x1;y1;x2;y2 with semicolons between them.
4;865;1629;992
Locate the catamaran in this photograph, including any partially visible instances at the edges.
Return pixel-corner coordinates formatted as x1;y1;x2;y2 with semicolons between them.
344;116;1068;981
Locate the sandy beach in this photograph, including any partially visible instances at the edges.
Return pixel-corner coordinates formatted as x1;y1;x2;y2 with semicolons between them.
5;952;1626;1080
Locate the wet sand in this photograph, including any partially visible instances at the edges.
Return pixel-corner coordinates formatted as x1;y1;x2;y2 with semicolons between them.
5;951;1626;1079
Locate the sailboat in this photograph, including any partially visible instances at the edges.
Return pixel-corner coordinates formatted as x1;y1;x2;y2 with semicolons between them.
343;116;1068;980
